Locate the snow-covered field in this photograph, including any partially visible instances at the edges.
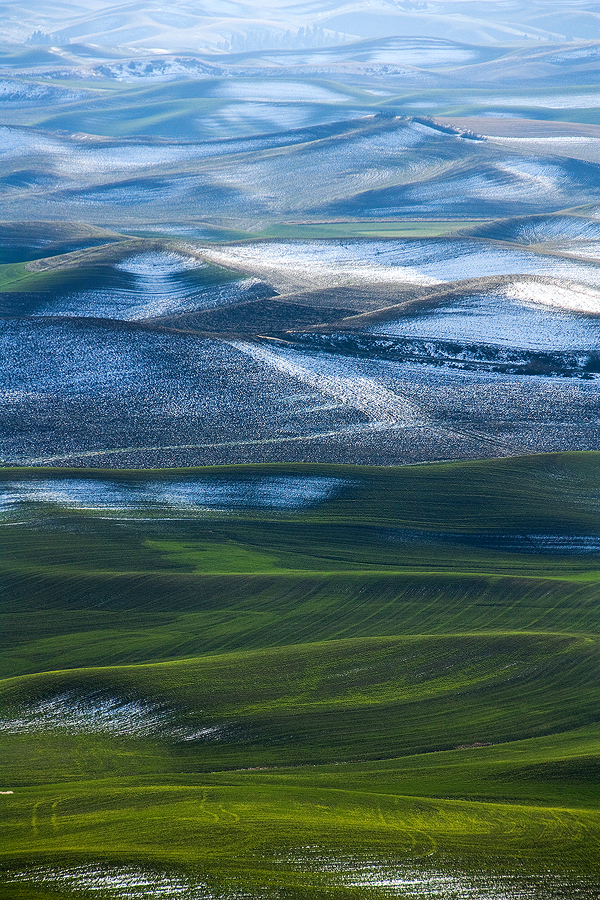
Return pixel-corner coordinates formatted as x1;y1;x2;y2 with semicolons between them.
476;92;600;110
34;251;263;320
282;852;597;900
0;124;311;175
2;313;600;467
548;241;600;262
489;216;600;244
5;865;218;898
342;864;596;899
0;474;346;517
0;693;170;737
6;860;596;900
389;528;600;555
369;284;600;349
202;239;600;291
399;160;594;214
504;280;600;315
0;692;228;742
0;80;83;105
230;340;421;427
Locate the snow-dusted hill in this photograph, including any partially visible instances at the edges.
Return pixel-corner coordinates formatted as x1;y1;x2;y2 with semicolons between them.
4;0;600;52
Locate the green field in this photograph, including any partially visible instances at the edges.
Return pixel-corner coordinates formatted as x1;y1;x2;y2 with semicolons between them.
1;453;600;897
253;221;488;240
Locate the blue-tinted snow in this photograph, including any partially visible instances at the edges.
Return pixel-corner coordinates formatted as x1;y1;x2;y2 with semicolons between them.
33;251;264;319
202;239;600;291
369;291;600;351
2;317;600;468
0;474;346;516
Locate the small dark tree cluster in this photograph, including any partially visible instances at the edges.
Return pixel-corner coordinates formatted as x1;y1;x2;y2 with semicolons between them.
217;26;344;53
27;30;68;46
27;30;53;45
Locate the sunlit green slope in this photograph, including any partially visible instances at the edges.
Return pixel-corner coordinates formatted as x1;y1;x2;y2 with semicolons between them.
1;452;599;896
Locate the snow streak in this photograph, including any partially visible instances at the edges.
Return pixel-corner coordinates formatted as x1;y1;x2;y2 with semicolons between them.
229;340;420;428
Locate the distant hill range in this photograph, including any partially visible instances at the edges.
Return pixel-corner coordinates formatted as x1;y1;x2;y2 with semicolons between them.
6;0;600;52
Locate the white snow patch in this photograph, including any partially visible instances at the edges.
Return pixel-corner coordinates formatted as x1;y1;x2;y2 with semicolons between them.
505;281;600;314
369;285;600;350
230;340;420;427
0;693;169;737
475;93;600;109
496;158;567;196
5;864;220;898
491;136;600;144
285;854;597;899
200;239;600;292
0;475;346;517
0;692;229;742
202;241;439;289
551;242;600;262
